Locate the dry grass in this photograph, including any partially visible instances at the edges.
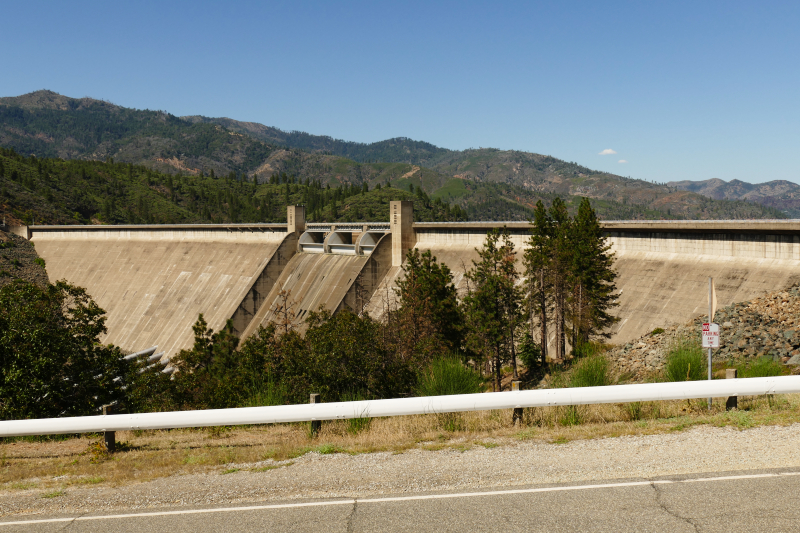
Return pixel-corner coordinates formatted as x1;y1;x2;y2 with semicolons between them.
1;393;799;492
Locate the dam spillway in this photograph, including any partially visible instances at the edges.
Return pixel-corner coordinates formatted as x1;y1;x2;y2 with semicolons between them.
29;224;291;358
15;206;800;359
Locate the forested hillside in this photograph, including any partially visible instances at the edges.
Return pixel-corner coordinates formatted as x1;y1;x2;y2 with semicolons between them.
0;90;788;222
0;148;465;225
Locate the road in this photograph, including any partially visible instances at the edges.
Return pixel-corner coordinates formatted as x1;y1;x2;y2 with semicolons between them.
1;468;798;532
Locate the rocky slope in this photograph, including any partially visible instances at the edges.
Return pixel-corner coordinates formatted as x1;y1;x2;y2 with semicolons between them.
607;285;800;380
0;227;49;288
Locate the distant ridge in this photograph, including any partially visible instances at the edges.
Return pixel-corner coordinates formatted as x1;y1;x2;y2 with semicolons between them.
0;90;790;222
668;178;800;217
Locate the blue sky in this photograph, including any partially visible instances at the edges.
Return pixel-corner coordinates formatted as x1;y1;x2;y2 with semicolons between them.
3;1;799;184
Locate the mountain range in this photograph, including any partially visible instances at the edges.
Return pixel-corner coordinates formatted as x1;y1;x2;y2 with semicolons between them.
0;90;791;224
667;178;800;217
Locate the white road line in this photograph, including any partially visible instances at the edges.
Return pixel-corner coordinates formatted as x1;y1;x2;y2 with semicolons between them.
3;471;799;527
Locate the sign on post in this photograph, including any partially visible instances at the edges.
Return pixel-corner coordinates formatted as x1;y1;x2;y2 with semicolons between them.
702;323;720;348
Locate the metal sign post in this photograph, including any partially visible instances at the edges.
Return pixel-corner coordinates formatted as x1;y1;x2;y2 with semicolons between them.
703;277;719;410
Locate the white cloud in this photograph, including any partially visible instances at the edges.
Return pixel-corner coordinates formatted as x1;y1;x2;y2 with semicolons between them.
618;159;628;163
598;149;617;155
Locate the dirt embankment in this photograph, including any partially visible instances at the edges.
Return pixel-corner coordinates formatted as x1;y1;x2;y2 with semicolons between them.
0;228;49;288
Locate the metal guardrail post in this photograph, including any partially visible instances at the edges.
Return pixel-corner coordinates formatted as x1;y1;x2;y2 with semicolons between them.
310;393;321;436
726;369;738;410
102;404;115;453
511;381;523;425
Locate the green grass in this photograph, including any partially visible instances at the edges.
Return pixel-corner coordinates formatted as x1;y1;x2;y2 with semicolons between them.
75;476;104;484
417;357;485;397
664;338;706;382
41;489;66;499
738;357;786;378
569;355;611;388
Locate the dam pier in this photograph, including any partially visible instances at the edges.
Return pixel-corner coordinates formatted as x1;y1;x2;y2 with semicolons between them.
10;204;800;359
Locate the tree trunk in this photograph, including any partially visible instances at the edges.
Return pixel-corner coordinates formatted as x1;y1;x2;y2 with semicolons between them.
494;345;502;392
539;269;547;367
510;327;518;379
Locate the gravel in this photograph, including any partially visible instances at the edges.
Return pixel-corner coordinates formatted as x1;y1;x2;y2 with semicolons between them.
2;423;800;517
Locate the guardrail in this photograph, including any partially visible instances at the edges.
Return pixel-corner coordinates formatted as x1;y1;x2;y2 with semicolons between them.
1;376;798;438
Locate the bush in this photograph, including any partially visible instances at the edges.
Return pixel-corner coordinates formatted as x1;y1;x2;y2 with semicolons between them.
739;357;785;378
664;338;706;382
417;357;485;397
0;280;125;419
569;355;611;388
243;375;287;407
650;328;665;336
518;331;542;369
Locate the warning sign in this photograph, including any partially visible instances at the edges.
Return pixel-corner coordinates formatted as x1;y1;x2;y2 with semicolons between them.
702;323;720;348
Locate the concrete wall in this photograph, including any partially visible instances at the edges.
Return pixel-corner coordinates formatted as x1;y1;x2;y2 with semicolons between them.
229;233;297;336
363;226;529;320
240;253;370;338
340;233;393;315
25;217;800;356
31;225;289;357
607;230;800;342
365;222;800;347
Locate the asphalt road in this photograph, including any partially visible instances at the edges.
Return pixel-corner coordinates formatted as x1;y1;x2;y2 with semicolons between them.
2;468;799;532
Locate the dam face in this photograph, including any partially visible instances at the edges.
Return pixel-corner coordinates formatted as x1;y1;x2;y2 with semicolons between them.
16;210;800;357
30;224;291;357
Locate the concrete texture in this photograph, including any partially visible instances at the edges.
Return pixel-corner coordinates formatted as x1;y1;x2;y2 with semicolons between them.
242;233;393;338
608;231;800;342
364;227;529;320
241;253;370;337
229;233;298;337
24;215;800;354
366;225;800;346
391;201;415;266
31;226;289;357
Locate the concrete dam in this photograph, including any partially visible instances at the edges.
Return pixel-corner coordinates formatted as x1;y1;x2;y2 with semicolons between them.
13;203;800;359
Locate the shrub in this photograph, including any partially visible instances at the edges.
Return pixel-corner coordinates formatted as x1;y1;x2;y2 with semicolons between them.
518;331;542;369
417;357;485;397
664;338;706;382
569;355;611;388
33;257;46;268
739;357;785;378
650;328;665;336
243;375;287;407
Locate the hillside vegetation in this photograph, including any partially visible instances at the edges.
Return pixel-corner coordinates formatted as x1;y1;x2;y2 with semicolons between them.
0;90;788;222
0;148;465;225
669;178;800;217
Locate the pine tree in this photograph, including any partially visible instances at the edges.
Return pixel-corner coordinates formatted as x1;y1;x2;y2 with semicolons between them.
394;249;462;361
463;227;523;390
524;200;552;367
548;198;572;362
568;198;619;347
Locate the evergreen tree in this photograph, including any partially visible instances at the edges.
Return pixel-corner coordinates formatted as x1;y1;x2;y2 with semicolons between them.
463;227;523;390
524;200;552;367
548;198;572;362
394;249;463;361
568;198;619;346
